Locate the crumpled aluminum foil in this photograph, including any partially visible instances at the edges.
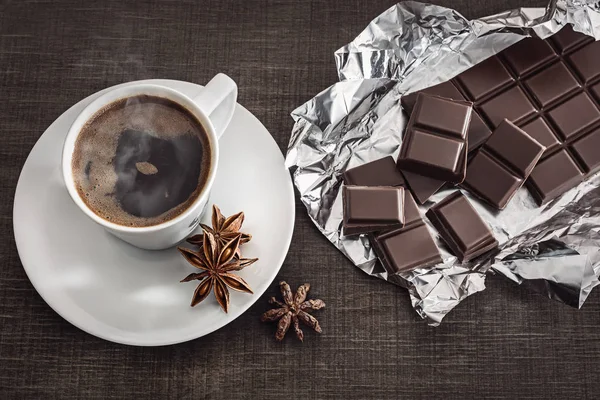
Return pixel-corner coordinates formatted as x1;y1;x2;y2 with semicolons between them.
286;1;600;326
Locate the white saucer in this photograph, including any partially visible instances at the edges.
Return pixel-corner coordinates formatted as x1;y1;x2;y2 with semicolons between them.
13;79;295;346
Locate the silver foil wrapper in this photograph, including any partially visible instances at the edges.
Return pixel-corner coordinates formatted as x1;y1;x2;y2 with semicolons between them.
286;1;600;326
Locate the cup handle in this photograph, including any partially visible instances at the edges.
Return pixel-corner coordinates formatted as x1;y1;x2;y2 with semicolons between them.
192;73;238;139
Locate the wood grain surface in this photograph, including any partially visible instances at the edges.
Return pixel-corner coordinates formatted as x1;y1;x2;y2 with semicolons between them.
2;1;599;399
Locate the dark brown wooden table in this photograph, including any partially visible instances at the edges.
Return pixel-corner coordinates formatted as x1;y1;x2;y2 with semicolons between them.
2;0;599;398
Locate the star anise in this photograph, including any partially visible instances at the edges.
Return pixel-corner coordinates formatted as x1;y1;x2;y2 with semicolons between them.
261;281;325;342
187;205;251;256
179;231;257;313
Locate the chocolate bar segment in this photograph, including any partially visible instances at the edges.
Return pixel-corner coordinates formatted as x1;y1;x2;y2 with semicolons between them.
546;92;600;139
502;38;557;77
462;120;545;209
528;147;591;205
342;186;404;236
397;93;471;183
478;86;536;128
343;156;405;187
520;118;560;153
550;24;593;54
401;81;492;151
571;127;600;171
455;56;514;101
523;62;580;107
567;41;600;83
372;192;441;273
425;192;498;262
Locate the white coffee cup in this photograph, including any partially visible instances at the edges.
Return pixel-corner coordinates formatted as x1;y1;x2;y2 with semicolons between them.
61;74;237;250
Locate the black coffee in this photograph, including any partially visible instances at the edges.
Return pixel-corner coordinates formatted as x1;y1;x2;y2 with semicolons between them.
72;95;212;227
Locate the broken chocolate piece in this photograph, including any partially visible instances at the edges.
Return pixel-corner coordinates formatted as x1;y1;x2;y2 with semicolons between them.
397;93;471;183
462;119;545;209
401;170;445;205
425;192;498;262
343;156;405;187
372;192;441;273
342;185;405;236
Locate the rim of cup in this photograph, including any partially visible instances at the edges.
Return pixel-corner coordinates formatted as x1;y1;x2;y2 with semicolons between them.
61;84;220;233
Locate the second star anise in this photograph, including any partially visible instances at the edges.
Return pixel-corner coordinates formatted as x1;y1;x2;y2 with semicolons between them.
261;281;325;342
179;231;257;313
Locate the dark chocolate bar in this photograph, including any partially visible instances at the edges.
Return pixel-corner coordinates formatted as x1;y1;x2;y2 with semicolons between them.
462;119;545;209
343;156;405;187
425;192;498;262
397;93;471;183
372;192;441;273
400;26;600;204
342;185;404;236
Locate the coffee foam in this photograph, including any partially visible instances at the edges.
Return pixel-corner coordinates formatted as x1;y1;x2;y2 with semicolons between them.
71;95;211;227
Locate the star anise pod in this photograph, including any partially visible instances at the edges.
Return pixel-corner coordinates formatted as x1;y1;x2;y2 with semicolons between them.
261;281;325;342
187;205;252;256
179;231;257;313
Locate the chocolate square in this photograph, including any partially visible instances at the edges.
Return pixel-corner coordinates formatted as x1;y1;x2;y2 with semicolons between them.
425;192;498;262
342;186;405;236
570;128;600;173
502;37;557;77
546;92;600;140
478;86;536;127
462;152;523;209
568;41;600;84
528;150;584;205
550;25;593;54
455;56;514;101
524;62;580;108
372;192;441;273
520;118;561;154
